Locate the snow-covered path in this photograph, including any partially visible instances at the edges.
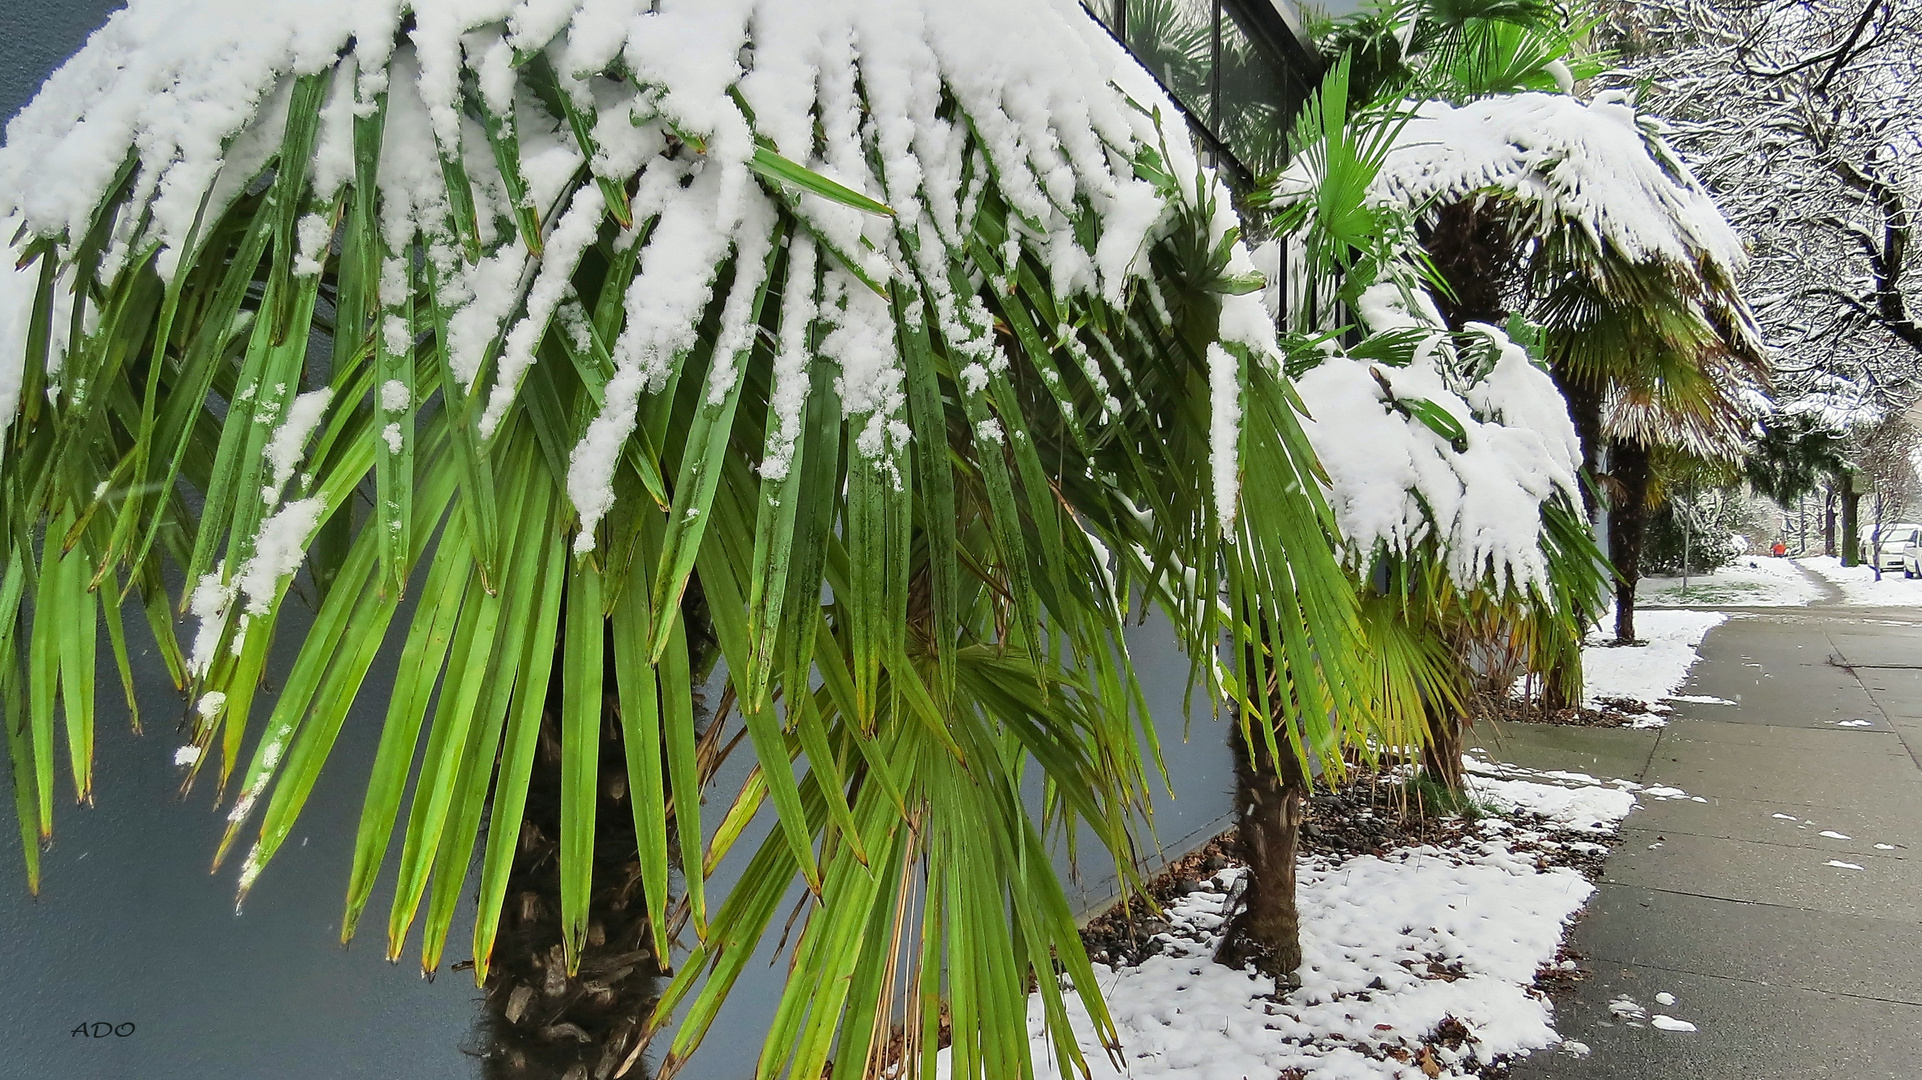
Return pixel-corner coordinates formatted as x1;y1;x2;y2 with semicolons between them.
1637;556;1824;607
1798;556;1922;606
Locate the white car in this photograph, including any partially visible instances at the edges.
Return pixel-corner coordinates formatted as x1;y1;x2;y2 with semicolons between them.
1899;529;1922;578
1869;523;1922;575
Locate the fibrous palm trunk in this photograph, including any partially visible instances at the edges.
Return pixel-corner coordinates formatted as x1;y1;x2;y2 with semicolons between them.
1420;699;1465;793
477;696;666;1080
1215;722;1311;981
1609;439;1652;643
1559;378;1605;521
1539;368;1604;711
1424;199;1520;330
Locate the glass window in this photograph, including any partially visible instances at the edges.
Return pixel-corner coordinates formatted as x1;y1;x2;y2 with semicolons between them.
1217;5;1294;178
1080;0;1122;32
1127;0;1216;129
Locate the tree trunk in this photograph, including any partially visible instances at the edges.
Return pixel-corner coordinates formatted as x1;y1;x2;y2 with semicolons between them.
1421;700;1465;793
1215;722;1310;982
1424;200;1517;329
1824;488;1837;557
1842;488;1862;568
1538;367;1604;709
477;673;669;1079
1609;439;1651;644
1553;371;1605;520
1539;653;1581;713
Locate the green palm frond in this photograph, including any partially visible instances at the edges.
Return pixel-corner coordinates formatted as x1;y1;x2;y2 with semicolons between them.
0;4;1371;1077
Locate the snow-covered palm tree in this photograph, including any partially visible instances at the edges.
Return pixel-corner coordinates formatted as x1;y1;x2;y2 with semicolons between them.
1207;44;1624;980
1365;88;1766;643
1306;0;1765;647
0;1;1367;1076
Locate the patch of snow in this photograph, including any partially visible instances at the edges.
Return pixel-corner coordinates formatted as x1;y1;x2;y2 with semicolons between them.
261;387;332;499
1832;719;1876;728
997;765;1649;1079
1799;557;1922;605
1467;772;1637;834
1581;609;1728;708
173;745;202;767
1819;831;1851;840
1825;860;1865;870
1667;694;1735;705
1639;556;1819;607
1206;342;1242;536
1650;1015;1696;1032
1654;992;1676;1006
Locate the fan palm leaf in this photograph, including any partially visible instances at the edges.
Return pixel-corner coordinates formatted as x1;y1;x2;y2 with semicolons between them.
0;2;1368;1077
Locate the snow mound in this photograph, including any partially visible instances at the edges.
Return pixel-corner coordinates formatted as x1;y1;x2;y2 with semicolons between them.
1581;608;1728;711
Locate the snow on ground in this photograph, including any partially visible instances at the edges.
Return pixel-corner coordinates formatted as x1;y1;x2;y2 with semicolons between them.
1580;609;1728;719
1015;765;1689;1080
1638;556;1820;607
1798;557;1922;605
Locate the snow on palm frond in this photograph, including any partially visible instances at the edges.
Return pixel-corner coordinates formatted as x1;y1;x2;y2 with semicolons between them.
1361;92;1748;280
1277;87;1766;463
0;0;1268;533
1295;281;1582;595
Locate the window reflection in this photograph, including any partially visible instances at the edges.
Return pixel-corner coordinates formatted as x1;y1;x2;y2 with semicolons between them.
1218;5;1294;178
1085;0;1315;186
1128;0;1216;129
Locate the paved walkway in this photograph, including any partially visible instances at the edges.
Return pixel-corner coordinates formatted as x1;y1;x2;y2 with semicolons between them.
1502;599;1922;1079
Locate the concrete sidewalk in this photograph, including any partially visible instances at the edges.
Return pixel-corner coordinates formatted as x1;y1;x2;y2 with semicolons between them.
1503;606;1922;1080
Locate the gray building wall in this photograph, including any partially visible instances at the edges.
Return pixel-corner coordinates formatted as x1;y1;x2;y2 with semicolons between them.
0;3;125;126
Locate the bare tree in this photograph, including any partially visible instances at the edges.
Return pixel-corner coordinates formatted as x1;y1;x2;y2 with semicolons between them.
1602;0;1922;398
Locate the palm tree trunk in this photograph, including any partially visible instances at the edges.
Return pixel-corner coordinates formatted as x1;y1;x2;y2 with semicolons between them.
1539;636;1583;714
478;691;665;1080
1215;721;1310;982
1541;368;1603;709
1610;439;1652;643
1421;700;1465;793
1425;200;1518;329
1559;377;1605;520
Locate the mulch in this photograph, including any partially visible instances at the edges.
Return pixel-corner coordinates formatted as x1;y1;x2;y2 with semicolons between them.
1478;690;1661;729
